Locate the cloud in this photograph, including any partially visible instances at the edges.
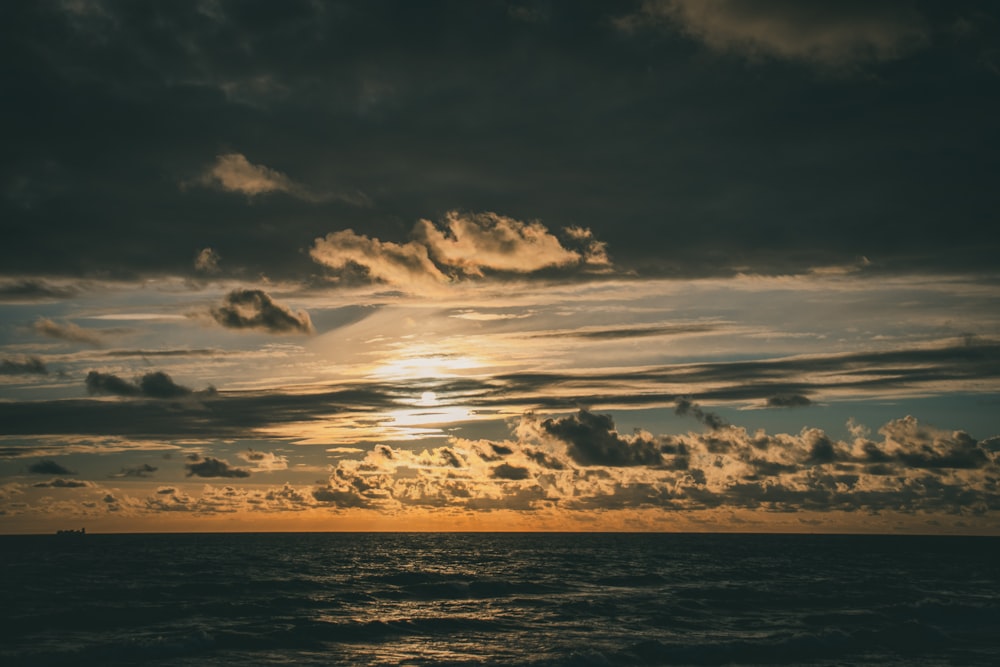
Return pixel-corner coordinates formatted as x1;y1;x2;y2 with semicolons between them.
483;339;1000;412
198;153;305;198
194;247;221;272
210;289;314;334
626;0;929;66
530;323;717;341
238;449;289;472
85;371;141;397
85;370;203;399
111;463;158;478
310;229;449;290
767;394;813;408
878;416;990;470
562;225;611;269
195;153;367;205
0;384;398;441
298;410;998;517
1;357;48;375
184;455;251;478
414;211;581;276
491;463;532;480
32;478;90;488
311;211;612;291
539;409;664;467
674;397;728;430
28;460;75;475
138;371;198;399
34;318;105;346
0;279;79;303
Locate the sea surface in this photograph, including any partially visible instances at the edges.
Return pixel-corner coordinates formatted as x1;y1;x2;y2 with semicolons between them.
1;533;998;666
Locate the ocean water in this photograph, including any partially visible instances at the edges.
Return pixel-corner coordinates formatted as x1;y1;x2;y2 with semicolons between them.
1;533;998;666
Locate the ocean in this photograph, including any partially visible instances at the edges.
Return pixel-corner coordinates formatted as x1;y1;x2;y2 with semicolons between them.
1;533;998;666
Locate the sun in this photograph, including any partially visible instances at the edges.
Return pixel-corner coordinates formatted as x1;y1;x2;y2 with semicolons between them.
418;391;438;406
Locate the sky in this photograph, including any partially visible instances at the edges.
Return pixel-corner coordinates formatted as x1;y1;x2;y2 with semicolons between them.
1;0;999;534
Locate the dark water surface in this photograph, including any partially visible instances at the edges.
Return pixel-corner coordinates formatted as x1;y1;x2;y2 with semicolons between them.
1;533;998;666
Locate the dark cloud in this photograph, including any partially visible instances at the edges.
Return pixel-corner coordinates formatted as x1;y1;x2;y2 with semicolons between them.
542;409;663;467
311;487;373;508
492;463;532;480
805;432;840;465
28;460;74;475
85;370;209;399
0;2;996;281
767;394;813;408
85;371;141;397
139;371;195;399
525;449;566;470
33;478;89;488
0;385;397;440
211;289;314;334
674;398;728;431
0;279;79;302
0;357;47;375
111;463;158;478
184;455;251;479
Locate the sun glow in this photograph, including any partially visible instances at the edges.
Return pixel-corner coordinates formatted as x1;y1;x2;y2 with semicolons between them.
368;340;488;382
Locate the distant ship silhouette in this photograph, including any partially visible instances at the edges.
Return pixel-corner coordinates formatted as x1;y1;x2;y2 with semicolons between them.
56;527;86;536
